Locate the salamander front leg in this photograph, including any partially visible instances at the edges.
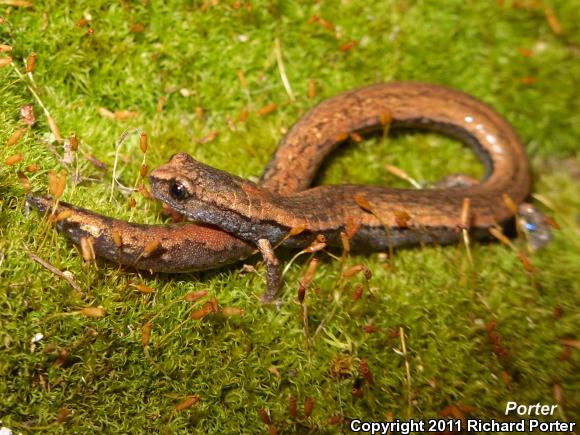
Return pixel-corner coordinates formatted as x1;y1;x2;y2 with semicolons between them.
256;238;281;304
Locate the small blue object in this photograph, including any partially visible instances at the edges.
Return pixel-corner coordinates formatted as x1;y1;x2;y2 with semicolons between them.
525;222;537;231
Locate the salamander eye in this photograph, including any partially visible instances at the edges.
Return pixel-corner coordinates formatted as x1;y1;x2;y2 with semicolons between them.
169;181;189;200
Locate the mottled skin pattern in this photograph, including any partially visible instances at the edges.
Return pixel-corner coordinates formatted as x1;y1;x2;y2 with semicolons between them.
27;195;254;272
28;83;530;300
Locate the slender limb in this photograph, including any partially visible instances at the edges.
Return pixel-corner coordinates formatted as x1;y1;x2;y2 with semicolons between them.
257;239;281;303
434;173;479;189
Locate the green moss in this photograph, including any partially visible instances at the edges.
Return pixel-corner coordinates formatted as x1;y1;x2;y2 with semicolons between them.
1;1;578;433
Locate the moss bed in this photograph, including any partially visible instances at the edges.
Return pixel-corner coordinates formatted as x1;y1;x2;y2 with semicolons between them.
0;1;578;433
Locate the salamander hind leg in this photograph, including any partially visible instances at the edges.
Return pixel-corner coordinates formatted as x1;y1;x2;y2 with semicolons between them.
434;174;480;189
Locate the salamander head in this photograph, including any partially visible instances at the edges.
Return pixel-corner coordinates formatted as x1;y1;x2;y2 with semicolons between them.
149;152;251;222
150;153;201;203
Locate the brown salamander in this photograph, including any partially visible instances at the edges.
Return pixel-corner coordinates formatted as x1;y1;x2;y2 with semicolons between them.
29;83;532;301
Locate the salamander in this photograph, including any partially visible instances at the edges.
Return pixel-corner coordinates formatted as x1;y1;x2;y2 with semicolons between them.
29;82;534;302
